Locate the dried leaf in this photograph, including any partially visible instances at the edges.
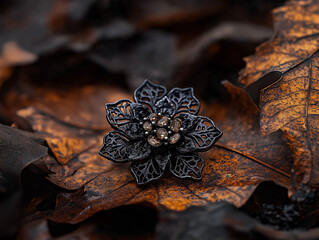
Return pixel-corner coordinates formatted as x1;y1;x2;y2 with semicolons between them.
0;124;48;192
157;202;319;240
0;42;37;67
125;0;223;28
239;0;319;188
0;191;23;238
178;22;272;66
19;205;156;240
5;83;130;130
0;0;134;67
89;31;175;89
20;82;291;224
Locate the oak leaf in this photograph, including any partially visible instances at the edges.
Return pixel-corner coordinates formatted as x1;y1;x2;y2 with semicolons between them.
19;82;291;224
239;0;319;188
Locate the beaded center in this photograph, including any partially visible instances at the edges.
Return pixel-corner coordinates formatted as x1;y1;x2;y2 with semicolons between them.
140;113;183;147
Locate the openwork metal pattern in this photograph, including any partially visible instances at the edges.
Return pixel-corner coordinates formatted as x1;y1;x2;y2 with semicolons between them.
100;80;222;185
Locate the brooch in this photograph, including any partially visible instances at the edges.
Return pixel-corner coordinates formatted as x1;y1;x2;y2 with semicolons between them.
99;80;222;185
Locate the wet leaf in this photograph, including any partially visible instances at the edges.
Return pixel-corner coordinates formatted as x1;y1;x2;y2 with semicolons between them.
19;82;291;224
239;0;319;188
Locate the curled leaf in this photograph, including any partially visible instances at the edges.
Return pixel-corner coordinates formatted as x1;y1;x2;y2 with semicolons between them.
239;0;319;188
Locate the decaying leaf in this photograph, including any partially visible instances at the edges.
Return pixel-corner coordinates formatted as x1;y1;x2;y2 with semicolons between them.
18;81;292;224
239;0;319;188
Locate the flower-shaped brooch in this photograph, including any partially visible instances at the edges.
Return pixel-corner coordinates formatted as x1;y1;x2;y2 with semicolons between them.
99;80;222;185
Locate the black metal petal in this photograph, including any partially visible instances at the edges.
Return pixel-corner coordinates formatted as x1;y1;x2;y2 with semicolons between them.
130;103;151;121
170;152;204;180
154;96;175;116
101;80;223;185
176;116;222;153
177;113;199;133
174;136;197;153
167;87;200;116
134;80;166;108
130;150;170;185
99;131;151;162
105;100;145;139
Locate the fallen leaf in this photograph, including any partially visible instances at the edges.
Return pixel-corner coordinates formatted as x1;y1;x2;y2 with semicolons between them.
4;82;131;130
0;191;23;238
89;31;176;89
239;0;319;188
125;0;223;29
177;22;272;66
0;0;134;67
173;22;273;93
0;124;48;192
0;42;37;67
19;82;291;224
156;202;319;240
19;205;156;240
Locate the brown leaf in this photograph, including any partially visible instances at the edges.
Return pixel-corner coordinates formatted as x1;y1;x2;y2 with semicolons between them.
19;206;156;240
19;82;291;224
89;31;175;89
0;0;134;67
6;83;131;130
178;22;272;66
0;124;48;192
157;202;319;240
127;0;223;29
0;42;37;67
239;0;319;188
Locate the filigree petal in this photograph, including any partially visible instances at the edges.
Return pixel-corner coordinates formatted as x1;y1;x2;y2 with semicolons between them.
170;152;204;179
99;132;151;162
154;96;175;116
130;151;170;184
134;80;166;108
106;99;132;127
105;100;144;139
175;136;197;153
176;116;222;153
130;103;151;121
188;116;222;151
153;149;171;171
177;113;199;133
167;87;200;116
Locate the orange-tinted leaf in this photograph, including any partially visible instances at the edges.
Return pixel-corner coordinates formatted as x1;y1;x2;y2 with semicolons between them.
239;0;319;87
0;42;37;67
239;0;319;188
18;106;109;189
20;82;291;224
8;84;130;131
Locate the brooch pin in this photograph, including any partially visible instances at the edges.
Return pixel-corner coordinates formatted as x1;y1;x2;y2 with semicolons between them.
99;80;222;185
